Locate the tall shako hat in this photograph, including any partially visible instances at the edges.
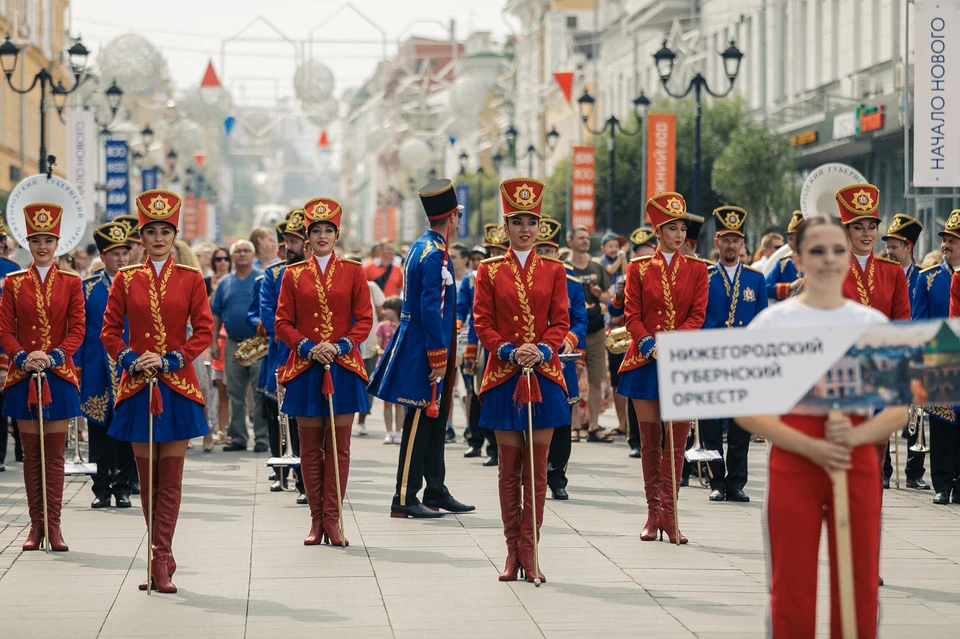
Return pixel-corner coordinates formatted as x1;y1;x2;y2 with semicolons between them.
136;190;182;231
712;206;747;238
939;210;960;241
303;197;342;232
684;214;705;244
483;223;509;249
284;208;306;240
882;213;923;247
418;179;459;222
114;215;141;241
94;221;128;254
835;183;880;225
500;177;545;218
786;210;804;234
645;192;687;229
629;226;656;248
23;202;64;239
535;217;562;248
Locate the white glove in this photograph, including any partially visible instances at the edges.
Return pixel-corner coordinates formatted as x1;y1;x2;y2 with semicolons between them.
441;264;454;287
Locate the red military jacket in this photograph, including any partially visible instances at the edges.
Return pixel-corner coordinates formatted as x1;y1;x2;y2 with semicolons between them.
619;250;709;374
0;265;84;390
842;253;911;320
101;258;214;405
951;272;960;317
275;254;373;385
473;251;569;395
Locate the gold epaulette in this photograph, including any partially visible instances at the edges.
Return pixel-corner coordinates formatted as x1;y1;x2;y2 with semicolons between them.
119;264;144;272
630;255;653;263
286;259;309;271
481;255;506;264
91;264;104;273
563;261;575;270
174;264;200;273
743;265;762;274
269;261;286;275
688;256;714;266
919;264;940;274
255;274;264;281
340;258;362;266
876;256;901;266
82;274;101;283
566;273;581;283
540;256;564;265
59;270;80;278
779;255;792;263
6;269;28;278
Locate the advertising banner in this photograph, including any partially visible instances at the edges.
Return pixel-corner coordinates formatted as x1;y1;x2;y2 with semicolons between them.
570;145;596;232
65;110;96;216
455;184;470;239
141;167;159;192
104;140;129;221
645;113;676;202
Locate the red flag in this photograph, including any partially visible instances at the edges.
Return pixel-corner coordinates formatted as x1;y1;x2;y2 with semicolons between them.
201;61;221;88
194;153;206;169
318;130;329;148
553;72;574;104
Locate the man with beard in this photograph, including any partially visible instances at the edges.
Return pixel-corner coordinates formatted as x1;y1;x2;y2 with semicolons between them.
912;212;960;505
699;206;768;503
259;210;309;500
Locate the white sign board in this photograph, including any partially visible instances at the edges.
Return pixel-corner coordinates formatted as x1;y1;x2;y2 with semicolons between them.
832;111;858;140
5;175;89;256
65;110;97;216
914;0;960;186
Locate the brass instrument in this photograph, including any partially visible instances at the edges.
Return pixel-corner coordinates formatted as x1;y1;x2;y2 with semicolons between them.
265;372;300;471
64;418;97;476
235;335;269;365
909;406;930;453
605;326;630;354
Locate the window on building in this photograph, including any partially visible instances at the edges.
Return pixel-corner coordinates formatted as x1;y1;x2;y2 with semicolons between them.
566;16;577;29
43;0;54;59
10;164;21;183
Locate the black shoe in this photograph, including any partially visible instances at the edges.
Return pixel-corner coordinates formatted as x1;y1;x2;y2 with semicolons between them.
551;487;569;500
0;462;5;472
726;488;750;503
115;493;132;508
268;471;279;481
708;489;726;502
253;443;269;453
91;494;111;508
463;446;482;458
445;428;456;443
883;477;890;489
628;447;641;458
270;480;285;492
953;491;960;505
679;477;689;488
482;456;498;467
296;492;308;505
391;502;445;518
933;491;950;505
223;443;247;452
906;478;930;490
422;495;476;513
131;482;140;495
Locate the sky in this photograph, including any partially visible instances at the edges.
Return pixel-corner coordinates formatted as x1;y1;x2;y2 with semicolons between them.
71;0;516;106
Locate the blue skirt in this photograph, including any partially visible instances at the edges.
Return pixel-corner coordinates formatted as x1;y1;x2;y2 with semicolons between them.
616;362;659;400
109;382;208;443
479;372;569;431
281;362;369;418
3;374;81;421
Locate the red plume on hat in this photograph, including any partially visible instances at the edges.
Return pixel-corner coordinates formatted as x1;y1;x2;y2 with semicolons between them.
835;183;880;225
23;202;64;239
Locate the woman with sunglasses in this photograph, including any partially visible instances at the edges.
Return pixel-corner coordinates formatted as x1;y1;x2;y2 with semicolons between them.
205;247;231;443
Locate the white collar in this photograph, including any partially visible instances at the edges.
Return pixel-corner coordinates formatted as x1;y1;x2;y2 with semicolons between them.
36;264;51;282
855;253;870;269
661;251;675;265
513;249;531;268
152;260;166;275
314;253;333;273
723;263;739;278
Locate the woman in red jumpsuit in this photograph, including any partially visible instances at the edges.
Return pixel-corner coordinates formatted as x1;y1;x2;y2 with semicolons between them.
615;192;708;544
102;189;214;592
739;214;908;638
0;202;85;551
275;197;372;548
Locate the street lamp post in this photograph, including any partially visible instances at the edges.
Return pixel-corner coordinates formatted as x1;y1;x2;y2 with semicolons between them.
521;126;560;177
578;89;650;232
653;39;744;218
0;35;90;175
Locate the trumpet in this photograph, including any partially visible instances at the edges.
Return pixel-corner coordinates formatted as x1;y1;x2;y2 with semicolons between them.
235;334;269;366
605;326;630;354
909;406;931;453
266;372;300;471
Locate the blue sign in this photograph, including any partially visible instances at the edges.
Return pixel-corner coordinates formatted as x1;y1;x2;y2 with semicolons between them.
104;140;129;221
455;184;470;239
141;167;159;192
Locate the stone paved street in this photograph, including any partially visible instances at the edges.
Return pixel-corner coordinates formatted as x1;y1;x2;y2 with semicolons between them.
1;407;959;638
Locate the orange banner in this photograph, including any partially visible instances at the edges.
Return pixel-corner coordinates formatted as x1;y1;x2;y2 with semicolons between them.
374;206;397;241
645;113;677;205
571;145;596;233
182;195;198;243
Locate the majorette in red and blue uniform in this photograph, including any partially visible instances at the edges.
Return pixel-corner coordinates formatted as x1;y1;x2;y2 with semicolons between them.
0;202;85;552
101;189;214;593
616;192;708;545
472;177;570;583
275;197;372;546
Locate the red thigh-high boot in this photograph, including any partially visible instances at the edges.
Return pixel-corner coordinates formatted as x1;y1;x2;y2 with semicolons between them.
19;433;45;551
42;431;69;551
659;421;691;545
519;442;549;583
321;426;351;547
137;457;160;590
638;422;663;541
497;444;523;581
150;456;184;594
298;426;326;545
